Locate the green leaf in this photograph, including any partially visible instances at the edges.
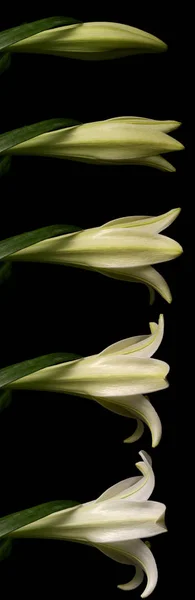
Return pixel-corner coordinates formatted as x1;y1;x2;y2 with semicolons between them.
0;17;81;52
0;119;81;155
0;390;12;412
0;224;82;261
0;538;12;559
0;262;12;284
0;156;12;176
0;500;79;539
0;52;11;75
0;353;81;390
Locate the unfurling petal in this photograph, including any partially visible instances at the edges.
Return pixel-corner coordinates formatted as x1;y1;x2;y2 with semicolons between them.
99;539;158;597
123;419;145;444
96;451;154;503
99;314;164;359
105;117;181;133
97;394;162;448
100;264;172;303
101;208;180;234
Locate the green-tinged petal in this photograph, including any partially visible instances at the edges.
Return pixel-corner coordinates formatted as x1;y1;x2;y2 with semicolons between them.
6;121;184;164
105;117;181;133
10;355;169;398
8;22;167;59
96;476;142;503
100;265;172;303
96;451;154;503
123;419;145;443
20;228;182;270
99;539;158;597
132;154;176;172
99;314;164;359
100;207;181;234
0;17;81;51
97;394;162;448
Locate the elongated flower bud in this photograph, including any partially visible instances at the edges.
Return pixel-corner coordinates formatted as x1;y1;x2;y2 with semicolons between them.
5;208;182;302
4;315;168;446
6;117;184;170
4;21;167;60
4;452;166;597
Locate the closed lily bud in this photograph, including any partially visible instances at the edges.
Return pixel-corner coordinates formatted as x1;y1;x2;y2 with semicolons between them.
7;117;184;170
9;208;183;302
6;21;167;59
8;451;166;597
9;315;168;447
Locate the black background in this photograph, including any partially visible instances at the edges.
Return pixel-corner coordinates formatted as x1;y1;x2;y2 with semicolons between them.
0;3;190;599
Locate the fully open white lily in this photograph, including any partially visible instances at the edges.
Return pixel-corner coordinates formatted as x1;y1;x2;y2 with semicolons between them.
8;21;167;59
10;315;168;446
11;208;182;302
7;117;184;170
11;451;166;597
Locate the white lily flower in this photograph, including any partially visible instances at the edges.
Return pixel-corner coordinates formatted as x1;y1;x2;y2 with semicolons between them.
11;451;166;597
9;22;167;59
8;117;184;170
10;315;168;446
12;208;183;302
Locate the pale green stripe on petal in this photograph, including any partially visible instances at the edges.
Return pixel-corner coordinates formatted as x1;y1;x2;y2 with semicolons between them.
96;476;142;503
99;314;164;359
105;117;181;133
100;208;181;234
9;22;167;59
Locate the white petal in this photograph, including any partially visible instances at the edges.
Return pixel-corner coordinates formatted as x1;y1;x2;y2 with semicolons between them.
99;314;164;359
123;419;145;443
105;117;181;133
73;500;166;543
98;539;158;597
131;154;177;172
97;450;154;503
96;476;142;503
96;394;162;448
100;207;181;235
100;265;172;303
11;121;184;163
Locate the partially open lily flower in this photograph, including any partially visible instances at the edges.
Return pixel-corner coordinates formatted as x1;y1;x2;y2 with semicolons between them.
6;21;167;60
10;451;166;597
7;117;184;171
10;315;168;446
10;208;183;302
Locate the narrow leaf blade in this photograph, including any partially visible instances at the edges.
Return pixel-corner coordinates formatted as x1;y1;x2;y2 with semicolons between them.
0;390;12;412
0;119;81;155
0;353;81;389
0;500;79;539
0;17;81;51
0;224;82;260
0;52;11;75
0;156;12;176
